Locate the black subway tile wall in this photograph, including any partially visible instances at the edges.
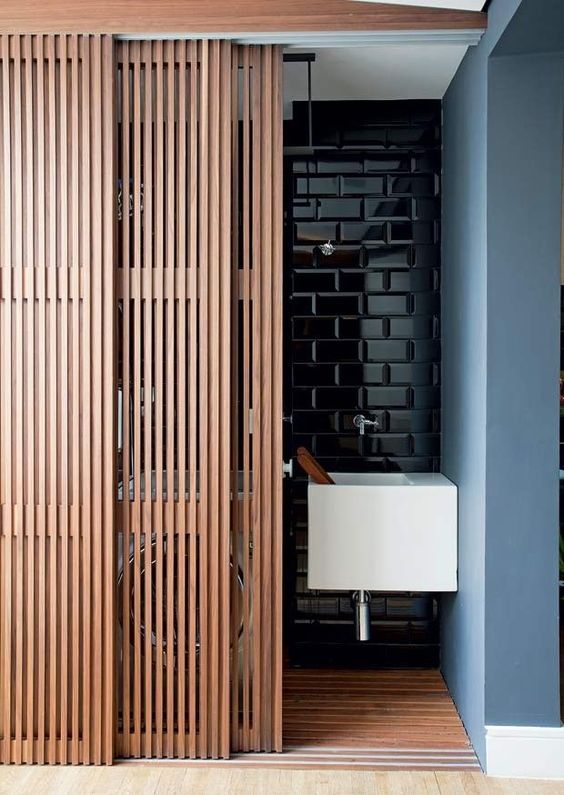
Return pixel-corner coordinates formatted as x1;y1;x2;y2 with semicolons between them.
285;101;441;668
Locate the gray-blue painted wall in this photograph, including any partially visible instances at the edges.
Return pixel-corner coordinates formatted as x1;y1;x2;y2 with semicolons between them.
441;0;563;765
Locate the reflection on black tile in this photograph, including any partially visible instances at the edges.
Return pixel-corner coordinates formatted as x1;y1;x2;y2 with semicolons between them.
378;434;412;456
364;245;410;269
365;199;410;220
295;222;338;244
317;159;363;174
366;387;410;409
367;294;409;316
412;433;441;456
318;198;362;220
295;176;338;196
389;363;434;385
339;317;385;339
389;317;435;339
342;176;385;196
388;269;433;292
341;223;386;243
388;410;435;433
340;270;386;292
364;155;410;173
366;340;410;362
389;175;437;197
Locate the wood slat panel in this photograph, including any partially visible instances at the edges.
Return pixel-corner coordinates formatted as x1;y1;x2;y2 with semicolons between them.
115;39;234;761
116;39;283;762
0;34;115;765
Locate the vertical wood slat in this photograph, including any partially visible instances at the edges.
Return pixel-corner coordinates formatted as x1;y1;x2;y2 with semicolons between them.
230;44;283;755
0;34;115;765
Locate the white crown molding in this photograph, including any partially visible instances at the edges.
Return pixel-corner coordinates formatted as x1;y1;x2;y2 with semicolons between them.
486;725;564;780
117;29;485;47
352;1;485;10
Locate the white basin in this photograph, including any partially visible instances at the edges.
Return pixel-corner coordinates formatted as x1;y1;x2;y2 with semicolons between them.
307;472;457;592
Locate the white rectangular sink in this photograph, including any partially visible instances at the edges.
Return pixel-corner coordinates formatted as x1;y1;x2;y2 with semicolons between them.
307;472;457;592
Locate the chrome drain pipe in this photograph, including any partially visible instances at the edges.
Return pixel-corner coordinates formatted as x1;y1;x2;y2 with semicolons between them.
352;590;371;642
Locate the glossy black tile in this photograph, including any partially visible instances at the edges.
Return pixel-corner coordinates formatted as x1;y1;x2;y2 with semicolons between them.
367;294;410;316
316;294;361;315
341;176;385;196
293;317;337;339
339;363;386;386
316;340;363;363
366;339;411;362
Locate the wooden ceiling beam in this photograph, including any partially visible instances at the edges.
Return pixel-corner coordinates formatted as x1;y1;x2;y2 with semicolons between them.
0;1;486;35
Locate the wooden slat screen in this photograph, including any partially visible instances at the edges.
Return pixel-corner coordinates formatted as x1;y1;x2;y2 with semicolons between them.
115;39;233;760
0;34;115;765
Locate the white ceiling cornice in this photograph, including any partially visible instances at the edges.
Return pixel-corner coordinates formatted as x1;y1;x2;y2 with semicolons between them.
352;1;486;11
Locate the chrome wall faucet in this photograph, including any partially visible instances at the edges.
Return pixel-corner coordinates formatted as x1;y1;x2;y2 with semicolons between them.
353;414;380;436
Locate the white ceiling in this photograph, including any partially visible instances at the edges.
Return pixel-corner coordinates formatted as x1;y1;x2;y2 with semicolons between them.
284;44;468;114
352;1;486;10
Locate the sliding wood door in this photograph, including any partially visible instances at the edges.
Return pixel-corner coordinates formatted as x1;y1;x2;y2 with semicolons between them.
115;40;283;760
0;35;115;765
0;35;282;765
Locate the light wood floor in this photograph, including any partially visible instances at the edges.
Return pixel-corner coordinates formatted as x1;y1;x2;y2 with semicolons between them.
1;766;564;794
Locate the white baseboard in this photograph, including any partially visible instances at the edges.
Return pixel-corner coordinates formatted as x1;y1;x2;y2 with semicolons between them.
486;725;564;779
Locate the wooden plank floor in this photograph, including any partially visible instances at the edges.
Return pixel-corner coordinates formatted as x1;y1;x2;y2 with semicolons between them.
2;766;564;794
278;668;479;771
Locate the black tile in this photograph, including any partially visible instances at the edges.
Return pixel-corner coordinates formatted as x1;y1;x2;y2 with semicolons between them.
388;410;435;433
316;435;361;457
366;340;410;362
367;294;410;316
294;364;337;387
377;434;412;456
411;339;441;362
295;176;339;196
389;175;437;197
317;158;363;174
412;433;441;456
365;387;410;409
364;245;410;269
316;294;361;315
414;198;440;221
339;318;385;339
387;126;439;147
389;269;434;293
292;341;314;363
412;245;440;268
389;363;434;385
365;199;410;220
389;317;435;339
293;411;339;433
342;223;386;244
315;387;362;410
412;292;441;315
293;317;337;339
364;155;410;172
291;295;314;314
316;340;362;363
295;222;338;244
293;200;317;219
339;363;385;386
293;271;336;292
318;198;362;220
342;176;385;196
314;248;361;269
340;270;386;292
411;386;440;409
